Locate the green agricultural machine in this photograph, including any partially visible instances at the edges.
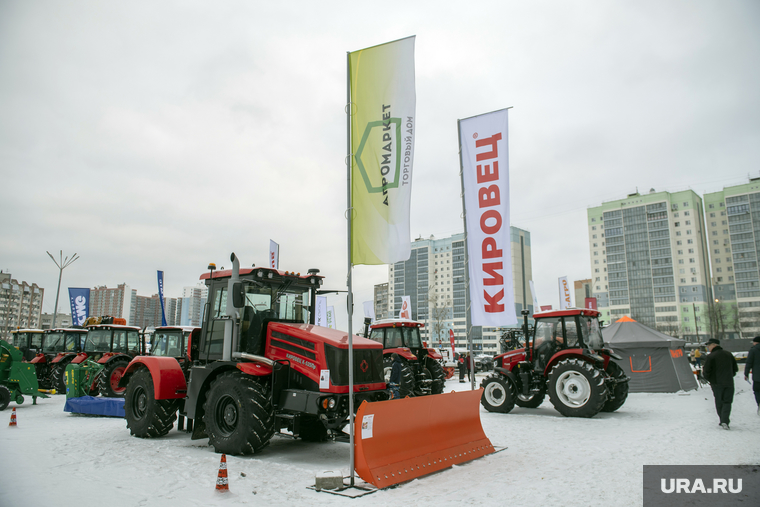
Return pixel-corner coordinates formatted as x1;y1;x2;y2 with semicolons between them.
0;338;50;411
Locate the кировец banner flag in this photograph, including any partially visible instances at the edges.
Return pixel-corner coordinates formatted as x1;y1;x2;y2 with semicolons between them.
459;108;516;327
157;271;167;326
349;36;416;265
269;240;279;269
68;288;90;326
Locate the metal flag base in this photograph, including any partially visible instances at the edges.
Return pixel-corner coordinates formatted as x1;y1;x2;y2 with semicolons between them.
307;476;378;498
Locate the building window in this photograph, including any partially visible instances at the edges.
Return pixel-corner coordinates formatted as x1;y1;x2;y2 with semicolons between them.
593;243;598;247
594;260;599;265
717;267;722;272
677;250;683;255
709;204;714;209
687;230;692;235
680;278;686;283
687;239;693;244
716;258;721;263
722;220;727;225
685;220;691;225
691;277;697;282
713;240;719;245
592;234;597;239
676;231;682;236
592;218;596;222
675;222;680;227
678;259;684;264
725;248;730;253
677;240;682;246
723;229;728;234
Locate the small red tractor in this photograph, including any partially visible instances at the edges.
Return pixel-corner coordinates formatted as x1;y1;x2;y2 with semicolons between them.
363;319;446;397
120;254;387;455
149;326;200;360
481;308;629;418
31;328;88;391
66;317;146;397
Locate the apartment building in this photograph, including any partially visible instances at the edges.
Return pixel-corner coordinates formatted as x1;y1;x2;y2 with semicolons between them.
0;271;44;340
587;189;712;342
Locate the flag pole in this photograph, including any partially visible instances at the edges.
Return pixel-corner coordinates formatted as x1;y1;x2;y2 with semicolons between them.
345;50;356;487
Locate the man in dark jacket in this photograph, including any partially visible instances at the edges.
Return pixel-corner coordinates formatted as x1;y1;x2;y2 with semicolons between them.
389;353;402;399
703;338;739;429
745;336;760;415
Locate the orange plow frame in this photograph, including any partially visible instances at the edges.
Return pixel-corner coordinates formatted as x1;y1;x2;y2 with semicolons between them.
354;389;494;489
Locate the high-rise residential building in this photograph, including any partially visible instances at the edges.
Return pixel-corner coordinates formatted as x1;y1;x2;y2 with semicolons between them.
703;178;760;339
132;294;181;328
386;228;532;354
0;271;44;340
180;283;207;327
89;283;136;324
373;283;390;321
587;189;712;342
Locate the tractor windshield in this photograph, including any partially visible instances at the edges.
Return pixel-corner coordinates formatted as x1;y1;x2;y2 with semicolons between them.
44;332;65;353
580;316;604;350
30;333;43;349
152;330;185;357
241;283;311;323
85;329;112;353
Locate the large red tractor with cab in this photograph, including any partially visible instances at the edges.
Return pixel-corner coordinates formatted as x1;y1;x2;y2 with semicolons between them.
31;328;88;391
120;253;388;455
481;308;629;418
363;319;446;397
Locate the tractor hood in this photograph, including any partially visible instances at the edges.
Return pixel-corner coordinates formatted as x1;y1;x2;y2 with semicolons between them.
270;322;383;350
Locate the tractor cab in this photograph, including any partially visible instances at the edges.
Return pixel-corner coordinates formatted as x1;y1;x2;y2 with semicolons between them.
198;265;323;362
9;329;44;362
42;328;87;357
151;326;200;363
530;309;604;373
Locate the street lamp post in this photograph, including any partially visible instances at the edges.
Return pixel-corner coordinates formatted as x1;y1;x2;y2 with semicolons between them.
47;250;79;328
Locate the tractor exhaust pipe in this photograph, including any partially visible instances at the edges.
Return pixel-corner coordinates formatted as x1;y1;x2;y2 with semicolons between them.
223;253;241;361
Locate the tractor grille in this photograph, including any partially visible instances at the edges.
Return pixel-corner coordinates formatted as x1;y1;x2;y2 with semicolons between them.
324;345;383;386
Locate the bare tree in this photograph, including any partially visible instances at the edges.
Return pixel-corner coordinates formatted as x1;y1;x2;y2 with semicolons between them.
428;286;452;348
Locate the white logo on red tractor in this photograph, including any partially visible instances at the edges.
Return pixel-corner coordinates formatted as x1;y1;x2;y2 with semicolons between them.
286;353;316;370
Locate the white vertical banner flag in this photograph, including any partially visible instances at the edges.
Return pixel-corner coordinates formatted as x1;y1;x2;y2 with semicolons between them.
316;295;328;327
269;240;279;269
459;109;517;326
558;276;572;309
399;295;412;319
363;301;375;322
327;306;336;329
529;280;539;314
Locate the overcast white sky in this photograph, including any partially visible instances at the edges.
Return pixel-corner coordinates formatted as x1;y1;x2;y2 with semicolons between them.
1;1;759;327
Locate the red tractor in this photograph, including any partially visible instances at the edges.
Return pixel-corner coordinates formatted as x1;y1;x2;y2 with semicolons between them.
120;254;387;455
32;328;88;391
480;308;629;418
363;319;446;397
149;326;200;360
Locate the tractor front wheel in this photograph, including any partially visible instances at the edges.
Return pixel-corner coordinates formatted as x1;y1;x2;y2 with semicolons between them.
51;363;69;394
125;368;178;438
383;357;416;398
480;375;515;413
0;385;11;411
548;359;608;418
204;371;274;455
601;361;629;413
426;358;446;395
99;359;130;397
515;385;546;408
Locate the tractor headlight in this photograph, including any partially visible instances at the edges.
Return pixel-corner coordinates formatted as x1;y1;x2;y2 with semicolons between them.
321;397;337;410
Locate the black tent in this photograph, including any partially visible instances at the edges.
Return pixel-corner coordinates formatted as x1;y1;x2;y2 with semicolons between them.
602;316;697;393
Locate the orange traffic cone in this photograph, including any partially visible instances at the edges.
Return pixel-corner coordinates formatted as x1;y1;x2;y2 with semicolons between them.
215;453;229;492
8;407;17;427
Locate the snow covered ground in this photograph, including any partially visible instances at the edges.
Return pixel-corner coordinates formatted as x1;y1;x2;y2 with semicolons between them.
2;375;758;507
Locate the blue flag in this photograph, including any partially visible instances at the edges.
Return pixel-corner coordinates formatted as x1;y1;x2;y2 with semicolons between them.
157;271;167;327
68;288;90;327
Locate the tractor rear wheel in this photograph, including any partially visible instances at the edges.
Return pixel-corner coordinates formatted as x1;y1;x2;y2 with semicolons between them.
383;357;415;398
515;385;546;408
204;371;274;455
99;359;130;397
125;368;178;438
601;361;629;413
548;359;608;418
480;375;515;413
0;385;10;411
426;358;446;394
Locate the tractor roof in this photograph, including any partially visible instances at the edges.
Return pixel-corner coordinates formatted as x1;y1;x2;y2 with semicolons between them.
11;328;44;333
534;308;600;319
369;319;425;329
85;324;141;331
44;328;88;333
153;326;200;332
199;266;323;282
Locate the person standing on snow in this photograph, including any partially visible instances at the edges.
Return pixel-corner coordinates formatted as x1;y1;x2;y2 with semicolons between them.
745;336;760;416
694;347;702;368
457;352;466;383
389;353;402;399
703;338;739;430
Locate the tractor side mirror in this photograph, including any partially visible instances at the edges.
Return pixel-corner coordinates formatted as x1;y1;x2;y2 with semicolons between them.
232;282;245;308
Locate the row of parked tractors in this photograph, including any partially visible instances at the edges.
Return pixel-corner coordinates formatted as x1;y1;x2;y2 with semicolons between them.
2;253;629;458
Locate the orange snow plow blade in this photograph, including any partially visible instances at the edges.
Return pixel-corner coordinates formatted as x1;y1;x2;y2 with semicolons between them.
354;389;494;489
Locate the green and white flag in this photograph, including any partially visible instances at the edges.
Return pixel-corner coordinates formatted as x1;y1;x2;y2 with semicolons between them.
349;36;416;265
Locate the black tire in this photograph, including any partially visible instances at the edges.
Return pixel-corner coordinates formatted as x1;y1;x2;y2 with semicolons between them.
548;359;609;418
383;357;415;398
35;363;52;390
515;385;546;408
99;359;130;397
426;358;445;394
480;375;515;413
415;367;433;396
125;368;178;438
51;363;70;394
298;414;328;442
0;385;10;411
601;361;629;413
203;370;274;455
